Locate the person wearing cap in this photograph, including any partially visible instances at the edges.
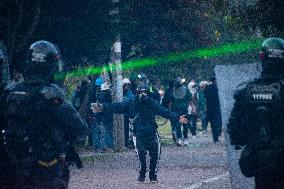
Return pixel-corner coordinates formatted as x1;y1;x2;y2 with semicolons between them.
100;83;113;150
89;77;106;152
122;78;134;100
91;83;188;183
93;82;113;152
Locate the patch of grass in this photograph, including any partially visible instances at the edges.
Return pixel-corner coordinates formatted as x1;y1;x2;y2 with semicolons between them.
81;153;114;162
156;117;174;145
157;117;172;136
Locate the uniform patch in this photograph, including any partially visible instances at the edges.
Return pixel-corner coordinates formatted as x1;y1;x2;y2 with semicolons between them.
32;52;46;62
251;93;273;101
268;49;284;58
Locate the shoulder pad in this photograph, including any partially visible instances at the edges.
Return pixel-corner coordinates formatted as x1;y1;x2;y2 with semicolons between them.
40;84;66;100
4;82;21;91
235;80;251;92
233;83;249;99
234;79;259;96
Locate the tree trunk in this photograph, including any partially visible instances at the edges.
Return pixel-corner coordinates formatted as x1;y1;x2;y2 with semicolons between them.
110;0;124;152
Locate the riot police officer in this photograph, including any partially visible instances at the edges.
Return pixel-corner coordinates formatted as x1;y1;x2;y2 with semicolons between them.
0;40;87;189
91;83;188;183
228;37;284;189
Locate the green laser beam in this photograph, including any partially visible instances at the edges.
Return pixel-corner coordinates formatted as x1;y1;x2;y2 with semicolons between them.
54;38;262;80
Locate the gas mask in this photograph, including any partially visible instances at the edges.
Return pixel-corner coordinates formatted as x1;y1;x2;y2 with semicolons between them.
137;89;149;103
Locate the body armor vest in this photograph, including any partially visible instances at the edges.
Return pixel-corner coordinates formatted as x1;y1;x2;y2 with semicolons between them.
2;83;65;172
245;79;284;147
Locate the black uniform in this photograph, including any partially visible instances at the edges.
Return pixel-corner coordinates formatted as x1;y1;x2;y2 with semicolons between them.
228;37;284;189
104;96;179;180
0;82;87;189
0;40;87;189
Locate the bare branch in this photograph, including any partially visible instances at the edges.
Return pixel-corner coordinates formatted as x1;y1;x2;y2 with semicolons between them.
19;0;41;49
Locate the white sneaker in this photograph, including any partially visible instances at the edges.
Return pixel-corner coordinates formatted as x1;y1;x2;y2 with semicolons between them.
183;139;189;146
177;139;183;146
192;135;197;139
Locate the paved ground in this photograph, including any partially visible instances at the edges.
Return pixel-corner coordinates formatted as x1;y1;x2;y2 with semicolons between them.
69;132;231;189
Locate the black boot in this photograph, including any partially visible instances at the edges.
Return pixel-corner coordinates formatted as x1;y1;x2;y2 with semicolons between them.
137;173;145;183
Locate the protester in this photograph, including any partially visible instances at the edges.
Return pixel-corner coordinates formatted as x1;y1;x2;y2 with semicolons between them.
137;73;160;101
71;80;90;111
188;79;198;138
78;80;91;124
161;80;176;142
99;83;114;150
171;77;192;146
92;77;108;152
122;78;135;148
204;77;222;142
197;81;209;133
91;83;188;183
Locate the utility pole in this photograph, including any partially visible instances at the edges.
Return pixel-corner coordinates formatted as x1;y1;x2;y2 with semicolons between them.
110;0;124;151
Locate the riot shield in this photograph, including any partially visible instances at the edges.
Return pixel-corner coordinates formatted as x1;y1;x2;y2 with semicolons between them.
214;62;262;189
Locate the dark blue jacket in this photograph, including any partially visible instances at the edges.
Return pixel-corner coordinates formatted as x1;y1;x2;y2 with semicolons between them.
204;84;222;120
104;97;179;136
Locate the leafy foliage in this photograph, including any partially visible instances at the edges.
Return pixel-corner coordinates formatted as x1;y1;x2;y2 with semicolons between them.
0;0;112;73
0;0;282;81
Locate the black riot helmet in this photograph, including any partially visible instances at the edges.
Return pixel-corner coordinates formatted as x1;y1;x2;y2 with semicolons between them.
259;37;284;78
26;40;63;82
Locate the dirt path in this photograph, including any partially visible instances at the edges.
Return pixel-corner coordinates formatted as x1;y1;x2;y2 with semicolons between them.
69;133;231;189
